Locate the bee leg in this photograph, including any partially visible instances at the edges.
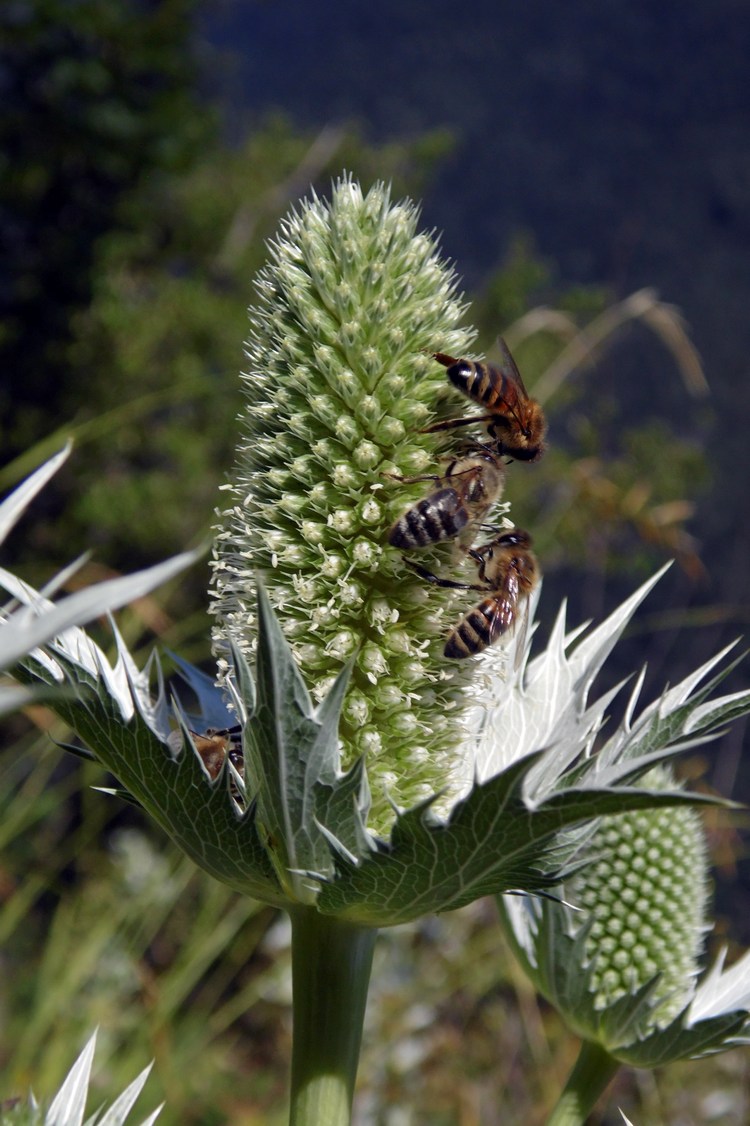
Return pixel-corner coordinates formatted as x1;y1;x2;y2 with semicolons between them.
405;559;470;589
460;438;496;455
382;470;443;485
422;414;496;435
432;352;459;368
403;558;485;592
485;418;513;439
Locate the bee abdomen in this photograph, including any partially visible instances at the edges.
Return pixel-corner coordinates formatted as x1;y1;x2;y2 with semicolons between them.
444;600;493;658
448;361;500;409
445;597;511;659
388;487;468;549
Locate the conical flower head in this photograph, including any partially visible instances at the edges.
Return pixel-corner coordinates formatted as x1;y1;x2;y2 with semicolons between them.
499;763;750;1065
210;177;485;827
569;767;709;1031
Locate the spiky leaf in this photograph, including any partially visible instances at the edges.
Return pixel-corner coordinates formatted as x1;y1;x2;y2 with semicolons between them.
316;754;716;926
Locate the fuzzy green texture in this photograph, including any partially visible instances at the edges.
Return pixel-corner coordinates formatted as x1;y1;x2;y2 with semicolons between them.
210;177;492;829
569;767;708;1029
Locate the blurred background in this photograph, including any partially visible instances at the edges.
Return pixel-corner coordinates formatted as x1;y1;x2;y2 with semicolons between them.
2;1;749;1122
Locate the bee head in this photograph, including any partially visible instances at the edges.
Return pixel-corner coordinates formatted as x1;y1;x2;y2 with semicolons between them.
498;529;533;549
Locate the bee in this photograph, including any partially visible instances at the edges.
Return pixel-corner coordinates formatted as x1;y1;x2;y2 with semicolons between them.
406;527;538;659
190;724;243;780
426;338;547;462
387;447;505;551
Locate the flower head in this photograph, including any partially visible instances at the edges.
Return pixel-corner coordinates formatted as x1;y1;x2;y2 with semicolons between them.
570;767;708;1029
209;177;487;827
499;766;750;1066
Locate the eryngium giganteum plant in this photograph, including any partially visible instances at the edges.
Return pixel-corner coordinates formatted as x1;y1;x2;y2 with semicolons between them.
500;765;750;1126
10;178;750;1126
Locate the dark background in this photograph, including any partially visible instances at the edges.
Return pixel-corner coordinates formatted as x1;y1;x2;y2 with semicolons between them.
204;10;750;670
203;0;750;591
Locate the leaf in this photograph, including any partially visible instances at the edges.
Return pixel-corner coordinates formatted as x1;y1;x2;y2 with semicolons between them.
45;1031;96;1126
15;581;362;909
0;549;202;673
18;645;285;906
243;584;354;900
96;1062;158;1126
316;753;714;926
0;444;71;545
590;647;750;788
616;1011;748;1067
313;755;374;864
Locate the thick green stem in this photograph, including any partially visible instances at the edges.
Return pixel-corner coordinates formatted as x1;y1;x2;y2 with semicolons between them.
545;1039;621;1126
289;907;377;1126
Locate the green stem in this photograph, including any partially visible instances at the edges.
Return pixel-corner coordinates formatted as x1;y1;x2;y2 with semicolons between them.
545;1039;621;1126
289;907;377;1126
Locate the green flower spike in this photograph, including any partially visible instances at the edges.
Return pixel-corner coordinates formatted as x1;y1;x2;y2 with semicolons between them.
10;180;750;1125
499;760;750;1126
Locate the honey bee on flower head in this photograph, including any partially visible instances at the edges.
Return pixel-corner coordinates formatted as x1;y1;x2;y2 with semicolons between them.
190;724;243;780
406;527;538;659
426;338;547;462
387;445;505;553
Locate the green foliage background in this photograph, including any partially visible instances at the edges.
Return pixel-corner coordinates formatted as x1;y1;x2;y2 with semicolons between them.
1;2;743;1123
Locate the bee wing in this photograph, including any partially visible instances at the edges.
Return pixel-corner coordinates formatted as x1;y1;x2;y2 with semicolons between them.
486;566;521;645
495;336;530;400
511;594;531;671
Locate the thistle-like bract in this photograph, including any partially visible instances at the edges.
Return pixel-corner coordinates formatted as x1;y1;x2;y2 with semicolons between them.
0;1030;161;1126
210;177;493;828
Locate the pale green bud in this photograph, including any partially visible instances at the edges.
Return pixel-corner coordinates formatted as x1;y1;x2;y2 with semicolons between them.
498;767;750;1065
568;767;709;1032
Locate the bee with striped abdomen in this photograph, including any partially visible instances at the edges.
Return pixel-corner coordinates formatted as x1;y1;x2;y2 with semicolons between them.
387;447;505;552
426;338;546;462
406;527;538;659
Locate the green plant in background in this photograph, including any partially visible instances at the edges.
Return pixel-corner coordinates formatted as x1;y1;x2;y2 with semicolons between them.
0;0;213;462
7;179;750;1125
1;98;453;595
